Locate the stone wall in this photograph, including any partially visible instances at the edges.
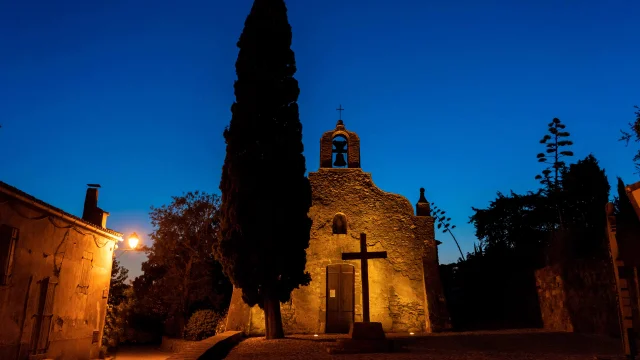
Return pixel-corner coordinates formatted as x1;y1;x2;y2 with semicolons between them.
535;259;619;337
160;336;196;353
0;188;119;359
225;168;450;335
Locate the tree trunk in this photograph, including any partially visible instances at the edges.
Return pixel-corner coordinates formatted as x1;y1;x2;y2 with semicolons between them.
263;288;284;339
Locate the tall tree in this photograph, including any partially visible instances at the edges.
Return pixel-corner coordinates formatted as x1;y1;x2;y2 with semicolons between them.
614;177;637;222
133;191;231;337
619;105;640;173
561;154;610;258
215;0;312;339
535;118;574;229
535;118;574;191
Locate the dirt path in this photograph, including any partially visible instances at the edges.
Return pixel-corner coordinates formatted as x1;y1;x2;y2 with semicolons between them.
111;345;171;360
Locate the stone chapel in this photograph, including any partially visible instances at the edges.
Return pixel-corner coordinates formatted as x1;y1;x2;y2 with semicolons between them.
225;119;451;335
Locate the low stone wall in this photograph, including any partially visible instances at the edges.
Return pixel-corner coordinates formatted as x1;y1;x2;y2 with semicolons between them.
535;259;619;337
160;336;197;353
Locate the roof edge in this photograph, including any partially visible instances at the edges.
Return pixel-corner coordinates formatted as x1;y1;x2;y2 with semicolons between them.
0;181;123;242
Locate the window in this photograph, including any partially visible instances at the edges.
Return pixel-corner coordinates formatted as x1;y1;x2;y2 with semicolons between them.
332;213;348;235
0;225;18;285
78;251;93;295
92;330;100;344
30;276;57;355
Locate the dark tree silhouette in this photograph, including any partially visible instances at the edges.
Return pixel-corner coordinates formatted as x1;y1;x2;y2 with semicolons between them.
561;154;610;258
103;258;130;348
108;258;129;308
134;191;231;337
619;105;640;173
535;118;574;191
470;191;551;267
614;177;637;222
215;0;312;339
535;118;574;229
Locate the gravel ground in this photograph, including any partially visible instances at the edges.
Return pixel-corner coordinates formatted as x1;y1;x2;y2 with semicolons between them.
223;329;623;360
110;345;170;360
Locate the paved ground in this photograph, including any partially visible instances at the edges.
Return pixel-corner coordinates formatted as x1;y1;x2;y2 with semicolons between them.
110;345;171;360
224;329;624;360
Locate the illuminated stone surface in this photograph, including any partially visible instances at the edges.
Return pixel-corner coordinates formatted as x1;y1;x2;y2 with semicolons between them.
0;183;121;359
225;121;451;335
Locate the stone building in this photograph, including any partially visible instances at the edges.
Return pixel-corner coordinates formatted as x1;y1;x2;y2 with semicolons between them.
0;182;122;359
225;120;451;335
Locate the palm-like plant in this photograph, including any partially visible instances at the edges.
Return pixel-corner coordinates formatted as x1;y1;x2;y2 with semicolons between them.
430;203;465;261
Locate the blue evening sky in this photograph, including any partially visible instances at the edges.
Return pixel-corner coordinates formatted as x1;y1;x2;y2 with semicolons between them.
1;0;638;279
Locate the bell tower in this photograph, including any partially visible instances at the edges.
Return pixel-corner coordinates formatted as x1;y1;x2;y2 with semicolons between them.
319;106;361;169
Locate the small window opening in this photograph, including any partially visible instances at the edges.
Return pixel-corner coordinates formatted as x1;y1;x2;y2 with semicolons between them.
332;213;348;235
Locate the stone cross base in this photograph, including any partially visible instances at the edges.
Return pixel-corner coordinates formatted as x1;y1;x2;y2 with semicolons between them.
327;322;395;354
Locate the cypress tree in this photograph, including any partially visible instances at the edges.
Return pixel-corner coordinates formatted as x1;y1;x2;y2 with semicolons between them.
214;0;312;339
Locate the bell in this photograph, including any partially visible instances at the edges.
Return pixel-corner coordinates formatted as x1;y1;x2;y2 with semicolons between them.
334;153;347;167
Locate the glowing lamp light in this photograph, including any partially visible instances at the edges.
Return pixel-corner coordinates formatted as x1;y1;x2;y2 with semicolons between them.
313;334;318;337
128;232;140;249
409;332;415;336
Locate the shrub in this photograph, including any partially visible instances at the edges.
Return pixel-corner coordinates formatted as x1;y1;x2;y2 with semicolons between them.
216;310;227;335
184;310;223;341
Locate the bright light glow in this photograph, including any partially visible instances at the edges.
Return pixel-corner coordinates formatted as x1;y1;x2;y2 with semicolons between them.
313;334;318;337
128;232;140;249
409;332;415;335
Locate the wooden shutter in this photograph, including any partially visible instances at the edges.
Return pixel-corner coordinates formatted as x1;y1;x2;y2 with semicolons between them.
78;251;93;294
30;277;57;354
0;225;18;285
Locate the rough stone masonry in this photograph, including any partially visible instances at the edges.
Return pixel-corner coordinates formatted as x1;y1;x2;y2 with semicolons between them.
225;119;451;335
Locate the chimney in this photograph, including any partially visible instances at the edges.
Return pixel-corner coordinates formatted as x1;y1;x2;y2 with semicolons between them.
416;187;431;217
82;184;110;228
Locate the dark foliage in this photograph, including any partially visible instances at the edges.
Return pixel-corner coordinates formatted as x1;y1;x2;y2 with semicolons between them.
619;105;640;173
108;258;130;307
449;133;610;330
613;177;640;256
470;191;553;268
561;154;610;258
133;191;232;338
614;177;637;223
183;310;225;341
102;258;131;349
215;0;312;339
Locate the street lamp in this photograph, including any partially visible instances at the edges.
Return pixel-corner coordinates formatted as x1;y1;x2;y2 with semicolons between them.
114;232;143;258
128;232;140;250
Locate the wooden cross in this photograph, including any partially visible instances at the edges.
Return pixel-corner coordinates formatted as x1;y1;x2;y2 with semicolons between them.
342;233;387;322
336;104;344;120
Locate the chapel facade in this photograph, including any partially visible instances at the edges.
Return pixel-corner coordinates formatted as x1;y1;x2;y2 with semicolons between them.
225;119;451;334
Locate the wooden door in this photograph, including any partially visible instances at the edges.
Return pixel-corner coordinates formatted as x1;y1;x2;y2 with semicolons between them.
326;264;354;333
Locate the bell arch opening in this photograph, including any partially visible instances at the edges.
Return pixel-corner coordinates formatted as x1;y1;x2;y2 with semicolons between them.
332;134;348;168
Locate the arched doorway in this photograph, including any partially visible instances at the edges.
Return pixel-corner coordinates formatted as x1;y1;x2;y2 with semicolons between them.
326;264;354;333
